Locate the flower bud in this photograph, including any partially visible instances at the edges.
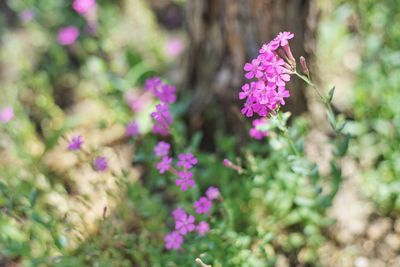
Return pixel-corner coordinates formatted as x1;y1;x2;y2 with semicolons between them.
300;56;309;76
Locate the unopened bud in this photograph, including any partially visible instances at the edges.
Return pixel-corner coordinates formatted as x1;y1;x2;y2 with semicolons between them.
300;56;309;76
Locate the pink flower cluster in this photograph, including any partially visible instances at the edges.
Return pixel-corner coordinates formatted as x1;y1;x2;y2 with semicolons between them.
146;77;177;136
146;77;220;252
154;141;197;191
240;32;295;118
164;187;219;251
194;187;220;214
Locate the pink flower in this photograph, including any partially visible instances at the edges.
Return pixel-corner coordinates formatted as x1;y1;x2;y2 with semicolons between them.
154;141;170;157
177;153;197;169
164;231;183;250
151;104;173;136
156;157;172;174
275;31;294;46
57;26;79;46
249;118;268;140
175;213;195;235
223;159;231;167
156;84;176;104
125;121;139;137
165;38;184;57
205;187;220;200
194;197;212;214
20;9;35;22
243;59;263;79
124;90;152;113
196;221;210;236
72;0;96;15
68;135;84;151
172;208;186;221
176;171;195;191
275;87;290;105
93;156;108;172
0;107;14;123
144;77;162;93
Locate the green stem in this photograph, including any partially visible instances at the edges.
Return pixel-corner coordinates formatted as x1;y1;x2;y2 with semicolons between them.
294;71;326;103
277;113;300;157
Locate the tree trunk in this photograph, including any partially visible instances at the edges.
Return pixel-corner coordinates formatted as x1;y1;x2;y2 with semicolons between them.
183;0;318;147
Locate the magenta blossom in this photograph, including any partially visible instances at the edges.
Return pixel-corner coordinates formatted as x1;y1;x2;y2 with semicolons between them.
240;31;295;118
125;121;139;137
0;107;14;123
172;207;186;221
177;153;197;169
176;171;195;191
194;197;212;214
249;118;269;140
205;186;220;200
196;221;210;236
72;0;96;14
156;157;172;174
151;104;173;136
175;213;195;235
68;135;84;151
164;231;183;250
144;77;162;93
156;84;176;104
57;26;79;46
154;141;170;157
93;156;108;172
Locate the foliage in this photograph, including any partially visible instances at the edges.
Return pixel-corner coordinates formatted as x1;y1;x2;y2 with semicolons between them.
348;0;400;214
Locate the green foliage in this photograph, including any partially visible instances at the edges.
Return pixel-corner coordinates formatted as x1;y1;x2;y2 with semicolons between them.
349;0;400;214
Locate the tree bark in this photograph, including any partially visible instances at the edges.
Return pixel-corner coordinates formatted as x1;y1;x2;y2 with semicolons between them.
183;0;318;147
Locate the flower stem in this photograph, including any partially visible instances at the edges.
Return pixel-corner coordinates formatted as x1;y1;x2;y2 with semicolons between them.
294;71;325;103
277;112;300;157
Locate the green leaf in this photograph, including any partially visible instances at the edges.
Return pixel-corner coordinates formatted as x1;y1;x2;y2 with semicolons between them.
327;86;335;102
327;109;336;129
29;189;37;208
335;134;350;156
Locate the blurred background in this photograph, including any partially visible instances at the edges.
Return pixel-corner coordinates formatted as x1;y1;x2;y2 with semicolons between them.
1;0;400;266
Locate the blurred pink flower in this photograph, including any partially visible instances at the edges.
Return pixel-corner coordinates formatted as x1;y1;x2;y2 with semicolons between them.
124;90;152;113
164;231;183;250
0;107;14;123
205;186;220;200
72;0;96;15
68;135;84;151
249;118;269;140
125;121;139;137
196;221;210;236
175;213;195;235
172;207;186;221
194;197;212;214
20;9;35;22
176;171;195;191
93;156;108;172
165;38;184;57
156;156;172;174
57;26;79;46
154;141;170;157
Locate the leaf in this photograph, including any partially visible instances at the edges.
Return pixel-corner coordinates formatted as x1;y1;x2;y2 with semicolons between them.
29;189;37;208
336;134;350;156
327;109;336;129
327;86;335;102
